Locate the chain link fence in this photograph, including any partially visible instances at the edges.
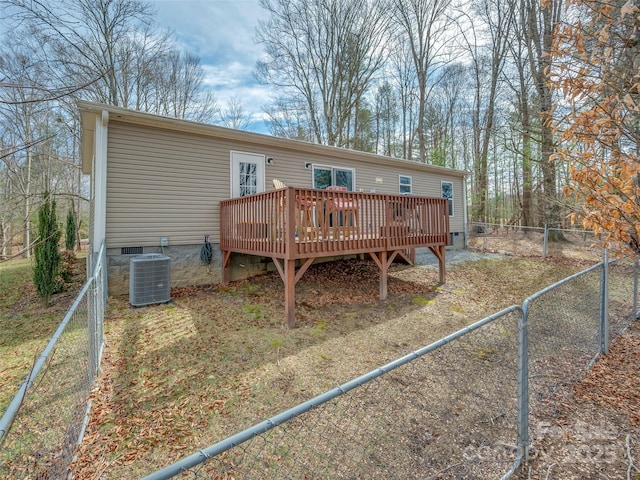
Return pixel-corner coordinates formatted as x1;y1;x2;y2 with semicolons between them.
608;259;640;337
143;254;638;480
0;244;105;479
144;307;524;480
2;245;637;479
522;263;607;458
468;222;603;260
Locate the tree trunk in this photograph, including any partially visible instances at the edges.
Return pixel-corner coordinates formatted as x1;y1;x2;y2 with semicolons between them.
520;84;533;227
22;140;32;259
525;0;564;238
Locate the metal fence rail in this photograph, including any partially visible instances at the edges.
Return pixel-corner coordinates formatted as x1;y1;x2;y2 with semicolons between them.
0;244;105;479
144;253;638;480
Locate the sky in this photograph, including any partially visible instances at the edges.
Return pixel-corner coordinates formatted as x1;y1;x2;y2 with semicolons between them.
149;0;274;132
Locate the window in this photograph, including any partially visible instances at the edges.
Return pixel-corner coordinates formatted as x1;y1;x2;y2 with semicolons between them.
313;165;355;190
399;175;412;194
441;181;454;216
239;162;258;196
313;166;332;189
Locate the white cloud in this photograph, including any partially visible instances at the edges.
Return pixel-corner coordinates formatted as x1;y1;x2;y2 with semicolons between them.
202;62;252;89
149;0;272;129
151;0;266;64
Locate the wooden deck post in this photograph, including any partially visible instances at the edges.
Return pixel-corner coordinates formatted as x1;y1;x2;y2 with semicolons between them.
428;245;446;283
370;250;399;301
272;257;314;327
222;251;231;284
284;258;296;327
379;251;388;300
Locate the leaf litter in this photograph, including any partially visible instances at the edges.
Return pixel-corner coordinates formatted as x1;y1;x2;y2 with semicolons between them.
69;253;639;479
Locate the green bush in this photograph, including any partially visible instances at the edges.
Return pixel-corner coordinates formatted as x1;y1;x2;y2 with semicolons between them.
65;209;77;251
33;192;61;306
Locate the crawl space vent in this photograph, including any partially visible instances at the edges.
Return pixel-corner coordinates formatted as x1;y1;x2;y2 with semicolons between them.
122;246;144;255
129;254;171;306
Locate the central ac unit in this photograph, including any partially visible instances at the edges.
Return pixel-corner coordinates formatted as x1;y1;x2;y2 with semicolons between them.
129;254;171;306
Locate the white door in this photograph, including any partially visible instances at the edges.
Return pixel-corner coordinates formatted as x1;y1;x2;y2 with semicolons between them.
230;151;265;198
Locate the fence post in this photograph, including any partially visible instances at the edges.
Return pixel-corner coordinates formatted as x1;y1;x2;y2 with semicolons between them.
483;222;488;251
599;249;609;355
543;224;548;259
88;278;97;381
516;304;529;464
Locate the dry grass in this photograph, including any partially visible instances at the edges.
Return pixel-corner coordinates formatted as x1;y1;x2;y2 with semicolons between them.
0;254;87;415
71;255;595;479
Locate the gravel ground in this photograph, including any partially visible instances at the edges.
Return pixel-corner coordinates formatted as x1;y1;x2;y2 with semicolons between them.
415;247;505;266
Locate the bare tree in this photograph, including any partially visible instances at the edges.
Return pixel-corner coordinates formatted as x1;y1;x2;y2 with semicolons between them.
256;0;390;147
460;0;515;222
504;6;536;226
390;39;419;160
391;0;456;163
2;0;154;106
0;44;55;257
2;0;216;121
374;81;400;157
154;51;217;122
437;62;466;169
219;96;251;130
264;97;315;141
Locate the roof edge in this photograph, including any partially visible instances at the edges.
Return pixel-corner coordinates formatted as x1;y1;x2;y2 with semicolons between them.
76;100;468;177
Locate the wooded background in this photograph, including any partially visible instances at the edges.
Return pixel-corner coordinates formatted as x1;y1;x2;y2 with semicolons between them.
1;0;637;259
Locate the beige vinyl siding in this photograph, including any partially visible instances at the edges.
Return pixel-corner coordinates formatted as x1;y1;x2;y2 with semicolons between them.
106;121;465;249
106;122;230;247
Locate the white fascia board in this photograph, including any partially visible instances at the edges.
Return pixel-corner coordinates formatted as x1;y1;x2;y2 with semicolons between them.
93;110;109;253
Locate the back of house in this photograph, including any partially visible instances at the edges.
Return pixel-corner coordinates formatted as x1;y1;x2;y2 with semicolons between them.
79;101;467;296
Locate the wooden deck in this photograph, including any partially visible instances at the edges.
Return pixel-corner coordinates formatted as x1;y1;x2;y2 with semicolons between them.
220;187;450;325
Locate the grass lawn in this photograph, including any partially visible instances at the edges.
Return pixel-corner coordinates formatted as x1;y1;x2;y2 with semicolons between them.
70;255;599;479
0;253;87;415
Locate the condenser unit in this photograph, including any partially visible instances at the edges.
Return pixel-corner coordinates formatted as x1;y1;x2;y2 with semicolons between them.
129;254;171;306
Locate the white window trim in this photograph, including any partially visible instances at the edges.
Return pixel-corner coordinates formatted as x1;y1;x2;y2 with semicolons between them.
229;150;266;198
441;180;454;217
399;175;412;195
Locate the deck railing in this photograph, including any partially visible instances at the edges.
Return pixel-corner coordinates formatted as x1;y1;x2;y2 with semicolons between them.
220;187;450;260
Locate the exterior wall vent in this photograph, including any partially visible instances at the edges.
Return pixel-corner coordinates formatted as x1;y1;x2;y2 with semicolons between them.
129;254;171;306
122;246;144;255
